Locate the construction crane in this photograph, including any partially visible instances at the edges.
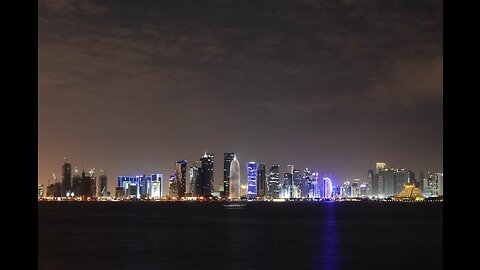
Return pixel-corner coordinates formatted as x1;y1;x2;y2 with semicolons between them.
52;173;57;183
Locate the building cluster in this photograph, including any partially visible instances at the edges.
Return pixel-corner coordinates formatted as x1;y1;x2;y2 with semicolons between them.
38;156;443;202
39;158;109;200
363;162;443;199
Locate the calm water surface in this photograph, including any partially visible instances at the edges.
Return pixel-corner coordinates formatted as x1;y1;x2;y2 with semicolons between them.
38;202;442;270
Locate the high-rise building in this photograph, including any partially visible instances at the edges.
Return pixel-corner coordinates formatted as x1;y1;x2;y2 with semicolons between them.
342;180;351;197
292;169;302;198
436;173;443;196
383;169;395;197
198;153;214;197
189;161;201;196
257;163;267;198
38;184;44;199
72;169;82;198
367;169;374;196
267;165;280;199
282;172;293;199
151;174;163;198
322;177;333;198
175;160;187;198
169;174;177;197
430;172;444;197
246;161;258;199
99;173;108;197
360;183;367;196
352;178;360;197
407;170;416;185
229;156;241;199
394;169;407;195
302;168;311;198
61;161;72;197
223;152;235;198
311;171;320;198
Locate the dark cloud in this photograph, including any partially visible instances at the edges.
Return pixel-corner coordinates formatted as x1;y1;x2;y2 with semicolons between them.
38;0;442;190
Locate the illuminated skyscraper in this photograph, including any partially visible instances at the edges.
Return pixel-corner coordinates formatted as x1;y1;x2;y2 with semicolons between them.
394;169;407;195
246;161;258;199
189;161;201;196
38;184;44;199
292;169;302;198
310;171;319;198
256;163;266;198
175;160;187;198
352;178;360;197
223;152;235;198
383;169;395;197
367;169;374;196
436;173;443;196
229;156;241;199
302;168;312;198
99;172;108;197
282;172;293;199
61;160;72;197
151;174;163;198
322;177;333;199
169;174;177;197
198;153;214;197
267;165;280;199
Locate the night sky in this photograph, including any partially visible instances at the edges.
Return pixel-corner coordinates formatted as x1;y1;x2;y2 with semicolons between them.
38;0;443;192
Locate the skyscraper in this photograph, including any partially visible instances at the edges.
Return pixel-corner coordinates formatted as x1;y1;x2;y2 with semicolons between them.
367;169;374;196
175;160;187;198
383;169;395;197
169;174;177;197
292;169;303;198
322;177;333;199
99;172;108;197
311;171;319;198
229;156;241;199
282;172;293;199
257;163;267;198
61;160;72;197
223;152;235;198
267;165;280;199
151;173;163;198
246;161;258;199
436;173;443;196
189;161;201;196
198;153;214;197
394;169;407;195
302;168;312;198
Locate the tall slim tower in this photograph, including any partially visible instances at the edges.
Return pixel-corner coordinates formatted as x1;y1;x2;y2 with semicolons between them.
61;159;72;197
257;163;267;198
229;156;241;199
198;153;214;197
223;152;235;198
99;171;108;197
246;161;258;199
175;160;187;198
267;165;280;199
189;161;202;196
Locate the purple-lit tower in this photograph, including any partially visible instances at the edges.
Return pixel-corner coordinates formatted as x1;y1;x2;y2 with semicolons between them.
246;161;258;199
322;177;333;199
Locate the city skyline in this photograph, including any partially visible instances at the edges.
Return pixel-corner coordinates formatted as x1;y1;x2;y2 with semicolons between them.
38;0;443;189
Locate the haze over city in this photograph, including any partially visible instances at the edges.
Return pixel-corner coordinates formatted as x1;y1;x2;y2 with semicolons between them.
38;0;442;189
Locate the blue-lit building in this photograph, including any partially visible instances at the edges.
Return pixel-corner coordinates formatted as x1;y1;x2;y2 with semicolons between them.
117;174;162;199
322;177;333;199
246;161;258;199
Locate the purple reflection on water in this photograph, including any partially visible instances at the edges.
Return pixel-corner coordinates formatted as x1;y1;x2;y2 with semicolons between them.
315;202;339;270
